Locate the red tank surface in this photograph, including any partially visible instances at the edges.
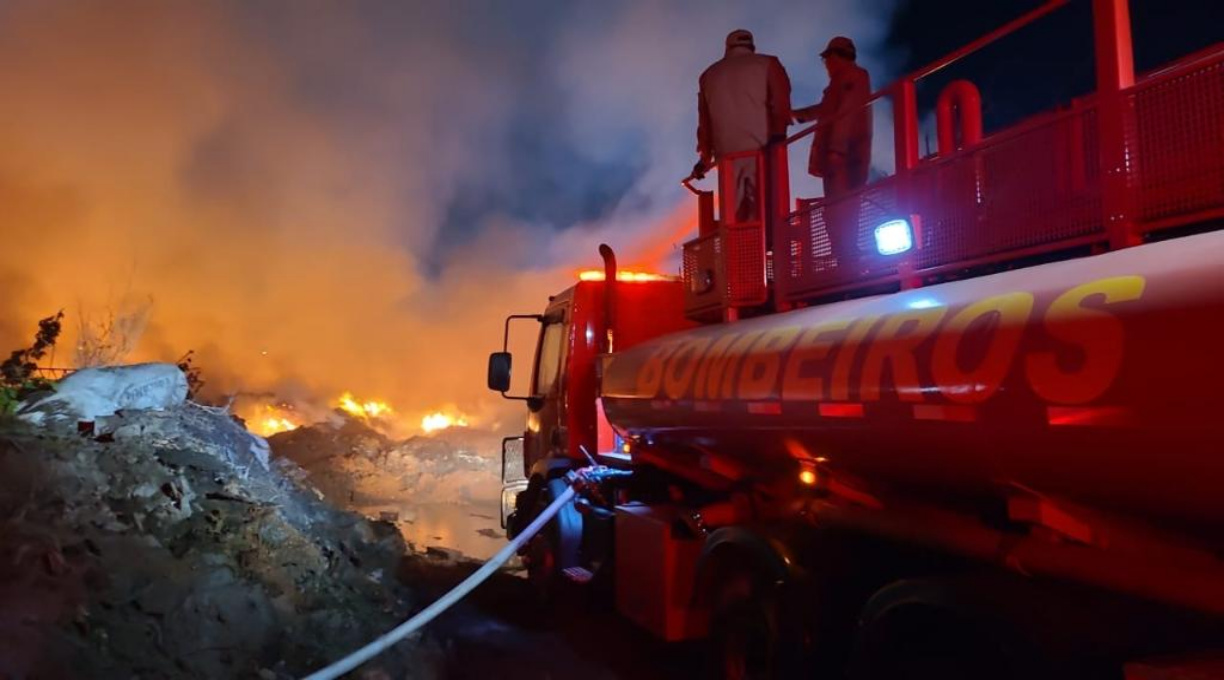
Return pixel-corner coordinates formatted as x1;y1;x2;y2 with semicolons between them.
600;230;1224;534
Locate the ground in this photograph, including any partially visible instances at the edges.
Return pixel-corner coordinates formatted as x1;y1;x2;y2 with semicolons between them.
0;405;696;679
268;420;506;560
269;417;701;678
401;555;702;680
0;408;439;679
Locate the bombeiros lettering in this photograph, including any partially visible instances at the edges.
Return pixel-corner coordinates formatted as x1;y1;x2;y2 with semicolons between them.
859;307;947;401
781;319;853;401
634;276;1145;409
1025;276;1145;404
737;327;802;400
932;292;1034;404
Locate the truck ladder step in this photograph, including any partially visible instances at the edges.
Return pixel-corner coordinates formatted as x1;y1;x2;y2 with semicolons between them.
562;566;594;584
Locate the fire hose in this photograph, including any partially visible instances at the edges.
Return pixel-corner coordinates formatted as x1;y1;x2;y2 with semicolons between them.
302;476;586;680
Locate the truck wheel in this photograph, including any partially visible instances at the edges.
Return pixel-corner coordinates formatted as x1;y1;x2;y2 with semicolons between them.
709;568;803;680
852;604;1012;680
522;477;581;603
851;578;1073;680
851;577;1121;680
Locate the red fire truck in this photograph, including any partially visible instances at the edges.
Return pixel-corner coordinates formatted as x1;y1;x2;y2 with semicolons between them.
488;1;1224;677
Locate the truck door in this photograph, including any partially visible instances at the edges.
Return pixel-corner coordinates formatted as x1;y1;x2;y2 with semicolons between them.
524;313;569;476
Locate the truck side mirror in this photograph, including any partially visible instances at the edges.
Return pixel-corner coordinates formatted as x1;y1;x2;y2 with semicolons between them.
487;352;512;393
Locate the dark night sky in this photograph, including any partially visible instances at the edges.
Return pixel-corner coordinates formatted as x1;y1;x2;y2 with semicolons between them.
887;0;1224;136
890;0;1223;74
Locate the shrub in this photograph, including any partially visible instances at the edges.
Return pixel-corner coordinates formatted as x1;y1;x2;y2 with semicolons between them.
0;311;64;413
0;385;18;415
74;298;151;368
176;350;205;401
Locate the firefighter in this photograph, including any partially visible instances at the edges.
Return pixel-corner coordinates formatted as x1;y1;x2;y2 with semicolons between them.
794;36;872;269
694;29;792;226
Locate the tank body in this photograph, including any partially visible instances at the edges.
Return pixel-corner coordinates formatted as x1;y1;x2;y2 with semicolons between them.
601;231;1224;532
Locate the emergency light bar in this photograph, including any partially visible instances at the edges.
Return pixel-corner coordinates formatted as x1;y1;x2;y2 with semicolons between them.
577;270;673;282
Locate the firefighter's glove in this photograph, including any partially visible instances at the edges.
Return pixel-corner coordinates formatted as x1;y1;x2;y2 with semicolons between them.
691;160;707;181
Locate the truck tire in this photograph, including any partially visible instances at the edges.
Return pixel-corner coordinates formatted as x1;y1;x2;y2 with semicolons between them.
850;578;1088;680
523;477;581;603
852;601;1015;680
708;566;804;680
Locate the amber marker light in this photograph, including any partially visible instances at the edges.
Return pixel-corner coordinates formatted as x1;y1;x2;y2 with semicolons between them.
799;466;819;486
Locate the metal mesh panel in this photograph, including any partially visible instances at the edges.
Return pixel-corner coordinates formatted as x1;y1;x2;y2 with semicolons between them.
683;232;723;319
785;219;810;283
780;179;901;300
682;225;767;321
682;150;770;322
728;46;1221;309
1130;52;1224;228
720;224;767;307
913;105;1104;270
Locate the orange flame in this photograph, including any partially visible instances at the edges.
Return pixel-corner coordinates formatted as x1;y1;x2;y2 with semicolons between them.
336;391;394;420
260;416;299;436
421;410;470;433
248;404;301;437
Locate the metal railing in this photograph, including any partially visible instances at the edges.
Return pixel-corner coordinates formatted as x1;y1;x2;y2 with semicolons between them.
1128;46;1224;232
681;0;1224;320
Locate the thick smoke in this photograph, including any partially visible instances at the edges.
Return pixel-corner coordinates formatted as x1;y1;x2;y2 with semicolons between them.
0;0;894;431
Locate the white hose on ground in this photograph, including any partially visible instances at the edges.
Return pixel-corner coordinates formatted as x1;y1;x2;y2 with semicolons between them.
302;483;577;680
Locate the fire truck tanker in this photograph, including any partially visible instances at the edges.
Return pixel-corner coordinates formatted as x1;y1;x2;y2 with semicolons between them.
489;2;1224;676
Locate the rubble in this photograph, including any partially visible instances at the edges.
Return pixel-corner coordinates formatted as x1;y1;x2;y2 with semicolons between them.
269;420;500;508
268;420;504;559
0;402;442;679
99;401;272;472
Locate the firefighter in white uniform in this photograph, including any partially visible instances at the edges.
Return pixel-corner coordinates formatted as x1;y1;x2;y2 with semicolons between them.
695;29;793;226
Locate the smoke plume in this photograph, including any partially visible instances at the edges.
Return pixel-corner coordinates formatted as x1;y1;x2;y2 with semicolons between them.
0;0;895;432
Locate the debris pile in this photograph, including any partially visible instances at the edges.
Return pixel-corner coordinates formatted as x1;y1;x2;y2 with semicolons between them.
270;422;500;506
269;420;504;559
0;364;441;679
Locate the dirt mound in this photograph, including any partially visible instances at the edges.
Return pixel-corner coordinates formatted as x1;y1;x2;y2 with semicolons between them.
269;422;500;510
0;405;440;679
268;421;505;561
265;416;390;470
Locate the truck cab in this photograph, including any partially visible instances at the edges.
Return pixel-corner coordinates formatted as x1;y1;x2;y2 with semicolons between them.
488;266;692;531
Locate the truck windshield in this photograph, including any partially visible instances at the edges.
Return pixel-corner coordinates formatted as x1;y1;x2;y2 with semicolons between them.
534;322;565;395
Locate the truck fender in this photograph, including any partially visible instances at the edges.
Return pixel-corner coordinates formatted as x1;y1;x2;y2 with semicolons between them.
543;476;582;570
691;526;803;609
513;475;583;601
508;459;576;541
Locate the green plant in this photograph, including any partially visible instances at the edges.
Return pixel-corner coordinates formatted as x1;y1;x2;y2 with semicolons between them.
0;385;19;416
2;311;64;386
1;312;65;413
